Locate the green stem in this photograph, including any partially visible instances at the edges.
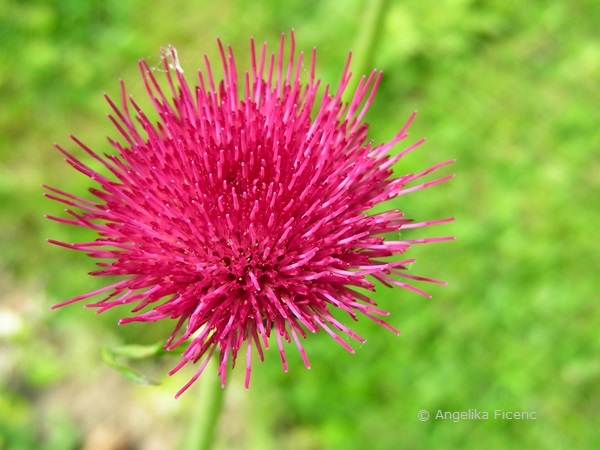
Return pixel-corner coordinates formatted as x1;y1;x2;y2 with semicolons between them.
183;359;227;450
343;0;390;102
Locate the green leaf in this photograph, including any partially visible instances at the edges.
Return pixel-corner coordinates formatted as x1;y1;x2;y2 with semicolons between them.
103;342;165;359
101;344;163;386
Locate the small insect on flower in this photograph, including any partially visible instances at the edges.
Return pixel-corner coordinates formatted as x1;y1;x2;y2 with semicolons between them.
44;31;454;397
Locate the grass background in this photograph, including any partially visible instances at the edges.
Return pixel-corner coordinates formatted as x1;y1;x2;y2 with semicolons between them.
1;0;599;449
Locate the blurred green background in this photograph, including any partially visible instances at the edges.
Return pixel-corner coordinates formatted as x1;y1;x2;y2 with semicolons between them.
1;0;599;449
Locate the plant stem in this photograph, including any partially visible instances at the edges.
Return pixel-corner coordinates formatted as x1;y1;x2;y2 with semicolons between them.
183;359;226;450
344;0;390;102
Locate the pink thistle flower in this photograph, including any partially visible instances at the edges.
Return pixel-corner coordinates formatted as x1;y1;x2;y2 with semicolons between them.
44;32;454;397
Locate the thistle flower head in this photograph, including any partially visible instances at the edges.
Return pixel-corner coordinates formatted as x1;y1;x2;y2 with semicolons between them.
45;32;454;397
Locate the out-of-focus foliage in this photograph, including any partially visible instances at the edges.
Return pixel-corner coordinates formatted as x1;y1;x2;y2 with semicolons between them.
1;0;599;449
